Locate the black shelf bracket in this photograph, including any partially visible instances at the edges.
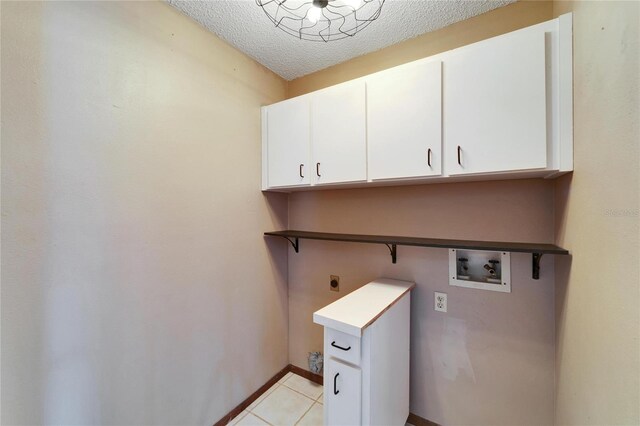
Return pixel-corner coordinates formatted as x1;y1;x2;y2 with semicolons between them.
278;236;299;253
532;253;543;280
385;244;397;264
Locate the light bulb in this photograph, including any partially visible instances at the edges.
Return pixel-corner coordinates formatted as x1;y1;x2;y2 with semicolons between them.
307;6;322;24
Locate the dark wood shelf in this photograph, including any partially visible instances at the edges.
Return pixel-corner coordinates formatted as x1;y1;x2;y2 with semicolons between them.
265;230;568;255
264;230;569;280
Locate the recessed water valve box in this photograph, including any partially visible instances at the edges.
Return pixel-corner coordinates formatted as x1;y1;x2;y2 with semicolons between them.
449;249;511;293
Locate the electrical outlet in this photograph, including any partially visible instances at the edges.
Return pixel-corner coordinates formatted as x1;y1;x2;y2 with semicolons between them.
330;275;340;292
434;292;447;312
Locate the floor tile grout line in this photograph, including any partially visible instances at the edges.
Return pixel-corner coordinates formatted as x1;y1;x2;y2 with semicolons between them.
283;372;322;401
280;382;323;403
278;372;294;384
249;410;275;426
228;407;252;426
250;374;319;425
231;410;248;425
280;374;323;401
246;372;320;425
253;383;317;413
294;400;318;426
248;383;281;411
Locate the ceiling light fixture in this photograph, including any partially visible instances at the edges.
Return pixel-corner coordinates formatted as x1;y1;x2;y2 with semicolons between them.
256;0;385;42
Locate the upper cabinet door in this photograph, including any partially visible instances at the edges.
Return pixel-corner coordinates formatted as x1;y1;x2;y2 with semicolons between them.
367;60;443;180
265;96;311;188
311;81;367;185
444;29;548;176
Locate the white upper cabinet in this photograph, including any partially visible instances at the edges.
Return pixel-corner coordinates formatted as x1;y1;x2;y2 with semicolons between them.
261;14;572;191
367;60;442;180
444;29;548;176
263;95;310;188
311;81;367;185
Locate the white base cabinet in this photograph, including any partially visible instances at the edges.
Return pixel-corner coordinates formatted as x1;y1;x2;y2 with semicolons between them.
314;278;414;426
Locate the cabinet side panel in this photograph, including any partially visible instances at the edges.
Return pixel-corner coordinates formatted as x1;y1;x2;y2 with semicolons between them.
558;13;574;172
361;328;371;425
261;107;268;190
369;294;411;425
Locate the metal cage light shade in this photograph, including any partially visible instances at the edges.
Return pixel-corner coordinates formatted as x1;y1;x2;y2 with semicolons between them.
256;0;385;42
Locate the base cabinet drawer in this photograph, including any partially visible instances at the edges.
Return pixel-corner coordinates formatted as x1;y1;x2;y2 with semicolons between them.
325;357;362;426
326;328;361;366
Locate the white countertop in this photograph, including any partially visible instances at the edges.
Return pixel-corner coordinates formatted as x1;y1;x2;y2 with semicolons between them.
313;278;415;337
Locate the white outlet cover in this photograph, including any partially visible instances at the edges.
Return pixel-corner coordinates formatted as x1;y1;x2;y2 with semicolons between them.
434;292;447;313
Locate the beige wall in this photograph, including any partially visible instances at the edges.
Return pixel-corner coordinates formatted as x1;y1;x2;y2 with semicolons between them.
285;2;561;424
288;0;553;97
1;2;288;424
552;1;640;424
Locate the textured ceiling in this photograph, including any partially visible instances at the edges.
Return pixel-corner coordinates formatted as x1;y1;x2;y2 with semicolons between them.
167;0;515;80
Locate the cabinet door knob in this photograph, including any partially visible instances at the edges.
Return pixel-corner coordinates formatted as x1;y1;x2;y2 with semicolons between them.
427;148;432;167
457;146;462;166
299;164;304;178
316;162;321;177
331;341;351;351
333;372;340;395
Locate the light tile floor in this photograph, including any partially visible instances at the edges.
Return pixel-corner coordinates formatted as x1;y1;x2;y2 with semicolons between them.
228;371;414;426
229;372;323;426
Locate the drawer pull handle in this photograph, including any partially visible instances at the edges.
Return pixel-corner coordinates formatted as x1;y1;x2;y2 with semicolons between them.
333;373;340;395
316;162;321;177
427;148;432;167
299;164;304;178
331;341;351;351
457;146;462;166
